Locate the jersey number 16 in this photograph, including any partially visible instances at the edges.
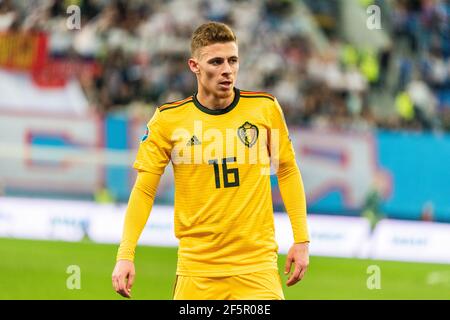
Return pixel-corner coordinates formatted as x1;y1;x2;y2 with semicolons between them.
208;157;240;188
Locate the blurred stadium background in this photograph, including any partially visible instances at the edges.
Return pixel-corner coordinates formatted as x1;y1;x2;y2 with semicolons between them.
0;0;449;299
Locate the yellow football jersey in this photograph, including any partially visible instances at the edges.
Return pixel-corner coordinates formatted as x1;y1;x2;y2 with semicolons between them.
133;88;303;277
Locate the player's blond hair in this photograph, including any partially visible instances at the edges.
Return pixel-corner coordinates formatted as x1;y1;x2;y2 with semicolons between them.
191;21;237;57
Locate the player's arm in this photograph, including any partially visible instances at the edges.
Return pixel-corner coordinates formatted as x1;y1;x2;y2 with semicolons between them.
270;98;310;287
112;108;171;298
112;171;161;298
277;160;309;286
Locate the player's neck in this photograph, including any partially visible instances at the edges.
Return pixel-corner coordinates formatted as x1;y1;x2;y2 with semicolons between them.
196;88;235;110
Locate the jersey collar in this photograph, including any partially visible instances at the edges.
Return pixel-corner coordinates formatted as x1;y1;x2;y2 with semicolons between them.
193;87;240;115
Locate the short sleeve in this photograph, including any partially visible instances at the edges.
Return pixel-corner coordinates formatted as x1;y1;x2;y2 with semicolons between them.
133;108;171;175
269;98;296;166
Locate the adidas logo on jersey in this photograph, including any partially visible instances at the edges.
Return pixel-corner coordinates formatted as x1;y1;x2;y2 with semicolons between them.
186;135;201;146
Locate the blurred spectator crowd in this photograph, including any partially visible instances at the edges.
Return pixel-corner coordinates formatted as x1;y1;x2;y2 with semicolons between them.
0;0;449;132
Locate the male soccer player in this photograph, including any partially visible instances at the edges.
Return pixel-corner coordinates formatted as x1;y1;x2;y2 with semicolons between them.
112;21;309;300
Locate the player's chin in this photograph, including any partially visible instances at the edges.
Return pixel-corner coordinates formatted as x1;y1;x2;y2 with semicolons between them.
216;84;234;97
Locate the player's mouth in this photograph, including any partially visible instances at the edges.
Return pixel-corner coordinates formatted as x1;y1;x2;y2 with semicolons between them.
218;80;233;90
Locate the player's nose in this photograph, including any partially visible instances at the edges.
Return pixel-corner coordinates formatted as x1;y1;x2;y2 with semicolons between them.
222;61;232;75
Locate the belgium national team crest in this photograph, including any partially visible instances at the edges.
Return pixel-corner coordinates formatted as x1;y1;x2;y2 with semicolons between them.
238;121;259;147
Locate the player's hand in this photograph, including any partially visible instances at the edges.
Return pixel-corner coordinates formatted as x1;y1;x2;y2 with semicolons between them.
112;259;135;298
284;242;309;286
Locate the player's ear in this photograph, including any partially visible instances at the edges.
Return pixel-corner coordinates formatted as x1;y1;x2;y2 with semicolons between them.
188;58;200;74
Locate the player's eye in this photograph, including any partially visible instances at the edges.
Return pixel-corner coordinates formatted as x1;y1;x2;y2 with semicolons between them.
209;59;223;65
229;58;238;64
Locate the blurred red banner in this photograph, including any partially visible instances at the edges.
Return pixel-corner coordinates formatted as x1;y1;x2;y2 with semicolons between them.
31;59;101;88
